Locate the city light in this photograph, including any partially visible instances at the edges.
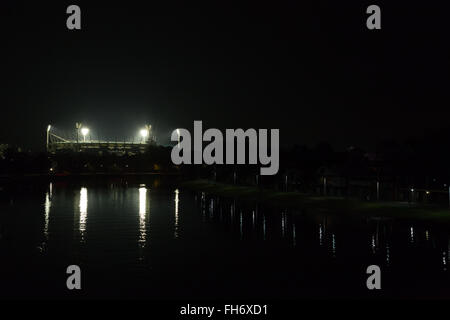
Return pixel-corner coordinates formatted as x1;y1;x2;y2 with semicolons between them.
140;129;149;138
81;127;89;136
138;186;148;252
46;123;154;152
140;128;149;143
79;187;88;242
81;127;89;142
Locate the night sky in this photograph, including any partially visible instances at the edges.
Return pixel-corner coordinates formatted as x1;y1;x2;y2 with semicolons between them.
1;1;449;150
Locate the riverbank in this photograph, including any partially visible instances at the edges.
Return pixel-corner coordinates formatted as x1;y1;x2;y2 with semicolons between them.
0;172;181;191
0;171;179;182
181;179;450;222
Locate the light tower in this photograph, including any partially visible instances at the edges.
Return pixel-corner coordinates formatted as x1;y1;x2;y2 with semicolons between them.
81;127;89;142
76;122;82;145
140;124;152;144
46;125;51;151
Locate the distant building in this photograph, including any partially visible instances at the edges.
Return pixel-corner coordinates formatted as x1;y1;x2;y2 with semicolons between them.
48;140;156;155
47;124;156;155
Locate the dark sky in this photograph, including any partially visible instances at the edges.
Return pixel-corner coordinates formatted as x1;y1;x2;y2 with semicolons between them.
1;1;449;150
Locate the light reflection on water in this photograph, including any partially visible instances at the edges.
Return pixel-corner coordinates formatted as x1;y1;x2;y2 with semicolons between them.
292;222;296;247
319;224;323;246
36;184;450;274
1;182;450;298
79;187;88;242
174;189;179;239
196;193;450;274
139;186;148;247
44;191;51;240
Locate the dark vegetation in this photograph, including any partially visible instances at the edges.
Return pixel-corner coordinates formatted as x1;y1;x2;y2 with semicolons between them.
1;129;450;205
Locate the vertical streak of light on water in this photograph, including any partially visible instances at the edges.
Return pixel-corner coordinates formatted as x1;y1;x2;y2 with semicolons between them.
293;223;296;247
139;187;147;246
319;224;323;247
252;211;255;230
201;192;206;222
209;199;214;219
448;237;450;265
240;211;243;240
79;187;88;243
371;235;376;254
174;189;179;239
44;191;51;240
331;233;336;258
230;202;234;225
386;244;390;266
263;214;266;240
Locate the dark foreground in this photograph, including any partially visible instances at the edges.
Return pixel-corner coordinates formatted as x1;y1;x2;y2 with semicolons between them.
0;177;449;299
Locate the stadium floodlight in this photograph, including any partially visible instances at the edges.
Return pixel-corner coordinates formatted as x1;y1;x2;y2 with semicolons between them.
140;128;149;143
140;129;149;137
81;127;89;142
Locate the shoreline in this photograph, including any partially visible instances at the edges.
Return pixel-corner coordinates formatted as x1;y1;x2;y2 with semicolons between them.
0;171;179;181
181;179;450;223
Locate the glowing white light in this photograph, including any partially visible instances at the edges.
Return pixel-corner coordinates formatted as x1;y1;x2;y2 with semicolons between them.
79;188;88;241
80;128;89;142
139;187;147;245
139;187;147;215
44;192;51;239
47;125;51;132
140;129;149;138
81;128;89;136
174;189;179;239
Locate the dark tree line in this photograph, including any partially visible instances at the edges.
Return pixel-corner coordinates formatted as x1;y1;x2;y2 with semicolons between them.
1;128;450;200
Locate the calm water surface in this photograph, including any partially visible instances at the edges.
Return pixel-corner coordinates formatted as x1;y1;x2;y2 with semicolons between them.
0;179;449;299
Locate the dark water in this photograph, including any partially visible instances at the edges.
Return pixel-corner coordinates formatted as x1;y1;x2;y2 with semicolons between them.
0;179;449;299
